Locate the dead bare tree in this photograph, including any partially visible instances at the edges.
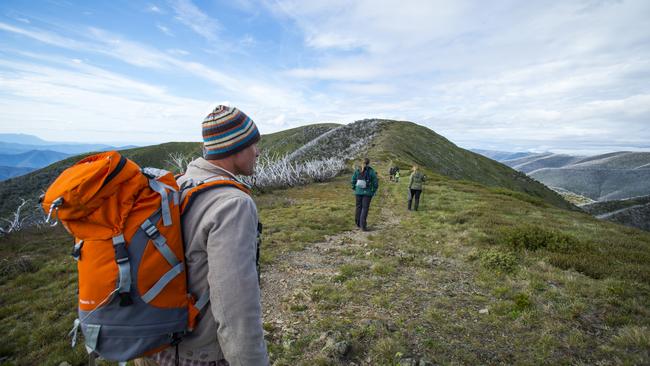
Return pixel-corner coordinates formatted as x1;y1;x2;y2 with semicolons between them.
166;152;195;174
0;198;31;235
240;152;346;192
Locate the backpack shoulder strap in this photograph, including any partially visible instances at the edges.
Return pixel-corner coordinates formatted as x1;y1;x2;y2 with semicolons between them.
180;176;251;216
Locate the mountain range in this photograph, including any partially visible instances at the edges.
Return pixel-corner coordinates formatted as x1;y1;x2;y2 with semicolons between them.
0;121;573;218
473;149;650;231
0;134;138;181
477;150;650;201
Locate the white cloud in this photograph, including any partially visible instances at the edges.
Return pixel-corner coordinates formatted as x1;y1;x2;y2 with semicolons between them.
0;22;323;139
156;24;173;36
0;56;210;142
269;0;650;152
148;4;163;13
1;0;649;153
0;21;84;49
167;48;189;56
168;0;220;41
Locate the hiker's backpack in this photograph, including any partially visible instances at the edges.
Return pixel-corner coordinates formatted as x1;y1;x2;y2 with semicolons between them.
356;168;372;189
40;151;252;363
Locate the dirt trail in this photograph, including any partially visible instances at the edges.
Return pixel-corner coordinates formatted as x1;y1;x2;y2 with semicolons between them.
259;180;488;363
260;184;399;327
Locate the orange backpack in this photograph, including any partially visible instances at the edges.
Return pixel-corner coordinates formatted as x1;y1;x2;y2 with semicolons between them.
41;151;251;363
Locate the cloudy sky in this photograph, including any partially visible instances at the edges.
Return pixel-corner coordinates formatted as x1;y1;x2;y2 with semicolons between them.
0;0;648;154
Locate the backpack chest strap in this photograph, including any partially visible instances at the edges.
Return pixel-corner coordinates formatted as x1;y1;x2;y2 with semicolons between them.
112;234;133;306
141;219;181;267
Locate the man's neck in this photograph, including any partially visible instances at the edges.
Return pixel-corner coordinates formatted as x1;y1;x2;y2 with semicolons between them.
205;158;238;178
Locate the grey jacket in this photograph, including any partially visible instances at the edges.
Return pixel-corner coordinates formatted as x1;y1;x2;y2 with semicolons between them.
176;158;268;365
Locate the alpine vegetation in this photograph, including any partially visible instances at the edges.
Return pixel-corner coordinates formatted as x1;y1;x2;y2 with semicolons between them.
242;120;381;191
0;199;46;236
165;151;194;173
242;153;346;192
287;119;381;162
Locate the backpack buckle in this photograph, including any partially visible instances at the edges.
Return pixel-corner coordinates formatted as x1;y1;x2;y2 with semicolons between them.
141;219;160;238
71;240;84;261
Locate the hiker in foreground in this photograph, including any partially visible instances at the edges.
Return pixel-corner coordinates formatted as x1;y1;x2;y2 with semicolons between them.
142;105;268;365
351;158;379;231
408;165;426;211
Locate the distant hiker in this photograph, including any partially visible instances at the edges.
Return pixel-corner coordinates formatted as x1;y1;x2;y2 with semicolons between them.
389;166;399;182
408;165;426;211
139;105;268;365
351;158;379;231
394;169;400;183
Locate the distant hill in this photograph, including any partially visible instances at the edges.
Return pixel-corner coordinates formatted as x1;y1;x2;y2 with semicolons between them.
0;133;140;155
502;153;586;174
0;166;35;181
371;121;573;210
0;141;122;155
582;195;650;231
471;149;537;162
0;150;70;169
482;150;650;229
525;153;650;201
0;133;50;145
531;168;650;201
492;151;650;201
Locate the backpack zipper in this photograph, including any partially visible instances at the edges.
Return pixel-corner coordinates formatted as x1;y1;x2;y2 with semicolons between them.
102;155;127;188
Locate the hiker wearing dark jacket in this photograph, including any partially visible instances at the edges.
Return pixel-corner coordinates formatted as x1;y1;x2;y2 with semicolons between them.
137;105;268;366
408;165;426;211
351;158;379;231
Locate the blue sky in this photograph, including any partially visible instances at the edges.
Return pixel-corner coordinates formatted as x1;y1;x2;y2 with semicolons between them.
0;0;649;154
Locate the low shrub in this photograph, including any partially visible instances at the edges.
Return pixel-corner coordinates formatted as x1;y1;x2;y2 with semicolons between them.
479;249;518;273
513;292;533;311
0;256;37;281
501;225;580;252
489;187;546;207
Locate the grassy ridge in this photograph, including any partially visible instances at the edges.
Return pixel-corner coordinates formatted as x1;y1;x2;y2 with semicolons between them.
371;121;574;210
260;163;650;365
0;120;572;217
1;162;649;364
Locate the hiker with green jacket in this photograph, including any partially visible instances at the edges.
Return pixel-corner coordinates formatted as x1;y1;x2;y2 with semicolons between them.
408;165;426;211
351;158;379;231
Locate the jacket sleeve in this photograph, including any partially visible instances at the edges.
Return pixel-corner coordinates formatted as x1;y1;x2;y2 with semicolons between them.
206;196;269;366
351;170;358;190
408;173;413;189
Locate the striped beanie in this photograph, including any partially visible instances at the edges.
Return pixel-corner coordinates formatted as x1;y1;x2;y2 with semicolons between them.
202;105;261;160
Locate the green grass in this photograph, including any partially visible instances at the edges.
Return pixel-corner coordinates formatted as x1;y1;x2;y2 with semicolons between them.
2;158;650;364
256;177;355;264
262;163;650;365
